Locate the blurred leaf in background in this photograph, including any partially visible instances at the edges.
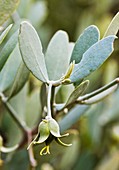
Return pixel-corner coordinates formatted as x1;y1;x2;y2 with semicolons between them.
0;0;20;26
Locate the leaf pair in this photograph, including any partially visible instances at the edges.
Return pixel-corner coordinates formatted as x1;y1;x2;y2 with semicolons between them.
70;25;116;83
19;21;71;83
19;20;117;85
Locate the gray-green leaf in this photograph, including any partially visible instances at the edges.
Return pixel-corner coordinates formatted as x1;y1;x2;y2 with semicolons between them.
59;105;90;133
19;21;48;82
70;35;116;83
104;12;119;37
65;80;89;106
8;61;29;99
0;30;18;71
0;24;12;44
70;25;100;64
40;83;47;111
45;30;70;80
68;42;75;59
0;45;21;92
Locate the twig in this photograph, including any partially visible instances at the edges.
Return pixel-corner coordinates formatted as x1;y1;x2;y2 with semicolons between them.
11;11;20;23
78;78;119;101
47;83;52;118
56;78;119;113
5;102;28;132
27;130;37;168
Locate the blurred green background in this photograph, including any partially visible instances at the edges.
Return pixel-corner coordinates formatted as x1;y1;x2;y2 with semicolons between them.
0;0;119;169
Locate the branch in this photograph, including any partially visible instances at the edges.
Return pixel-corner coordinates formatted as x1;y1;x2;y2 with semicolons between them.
56;78;119;113
78;78;119;103
47;83;52;118
0;92;29;134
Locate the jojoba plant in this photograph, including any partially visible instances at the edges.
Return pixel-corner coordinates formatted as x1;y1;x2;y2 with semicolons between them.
0;10;119;169
18;15;118;158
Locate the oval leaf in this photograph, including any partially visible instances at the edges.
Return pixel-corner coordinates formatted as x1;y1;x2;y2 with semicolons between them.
104;12;119;37
0;24;13;44
0;45;21;92
65;80;89;106
19;21;48;82
68;42;75;59
0;30;18;71
70;35;116;83
8;61;29;99
45;30;70;80
59;105;90;133
70;25;100;64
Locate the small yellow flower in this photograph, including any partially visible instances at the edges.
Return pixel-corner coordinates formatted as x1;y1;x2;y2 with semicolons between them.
28;117;72;155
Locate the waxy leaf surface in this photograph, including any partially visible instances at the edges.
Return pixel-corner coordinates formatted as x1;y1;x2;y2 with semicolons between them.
0;45;21;92
45;30;70;80
70;25;100;64
70;35;116;83
0;31;18;71
19;21;48;82
104;12;119;37
0;24;12;44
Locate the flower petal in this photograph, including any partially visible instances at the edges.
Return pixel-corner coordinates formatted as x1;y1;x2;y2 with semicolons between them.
34;121;50;144
55;138;72;147
27;120;50;150
27;134;39;150
48;118;61;137
1;144;18;153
